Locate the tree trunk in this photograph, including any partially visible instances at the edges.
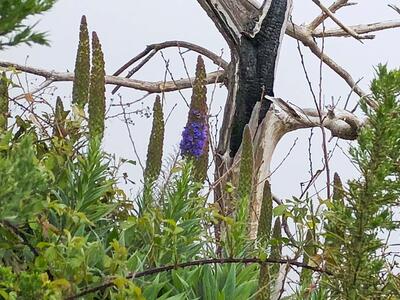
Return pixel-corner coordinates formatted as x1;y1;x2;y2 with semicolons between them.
197;0;293;239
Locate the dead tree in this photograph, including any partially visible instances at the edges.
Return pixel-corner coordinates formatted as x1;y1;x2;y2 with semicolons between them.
195;0;399;239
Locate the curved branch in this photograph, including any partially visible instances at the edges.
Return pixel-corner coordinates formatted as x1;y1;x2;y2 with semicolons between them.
270;96;363;140
0;61;225;94
113;40;228;77
65;257;331;300
111;40;228;94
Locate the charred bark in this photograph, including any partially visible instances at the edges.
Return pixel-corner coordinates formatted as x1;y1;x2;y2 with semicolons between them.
230;0;291;157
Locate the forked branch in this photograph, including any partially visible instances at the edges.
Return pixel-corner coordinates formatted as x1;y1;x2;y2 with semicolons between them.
285;0;400;107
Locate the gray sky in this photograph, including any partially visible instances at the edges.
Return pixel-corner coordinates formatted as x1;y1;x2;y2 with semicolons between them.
3;0;400;198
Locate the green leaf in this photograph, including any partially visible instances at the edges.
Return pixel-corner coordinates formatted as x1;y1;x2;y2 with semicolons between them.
273;204;288;216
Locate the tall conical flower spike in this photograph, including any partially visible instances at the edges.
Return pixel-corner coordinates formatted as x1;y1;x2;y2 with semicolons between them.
180;55;209;182
144;95;164;183
270;217;282;279
323;172;345;267
300;229;315;286
257;180;273;300
236;125;254;224
72;15;90;109
88;31;106;141
257;180;272;241
333;172;344;204
53;96;69;138
0;73;9;131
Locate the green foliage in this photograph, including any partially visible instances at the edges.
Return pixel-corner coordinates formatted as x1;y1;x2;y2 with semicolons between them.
0;0;56;49
0;131;123;298
144;95;164;183
321;65;400;299
88;31;106;141
52;138;116;234
0;135;49;221
168;264;258;300
0;74;9;131
72;15;90;109
129;162;208;267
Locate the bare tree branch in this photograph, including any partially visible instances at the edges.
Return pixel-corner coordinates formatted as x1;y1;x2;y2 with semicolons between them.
286;22;379;108
308;0;356;30
113;40;228;77
313;20;400;38
0;61;225;94
311;0;365;42
111;40;229;94
270;97;363;140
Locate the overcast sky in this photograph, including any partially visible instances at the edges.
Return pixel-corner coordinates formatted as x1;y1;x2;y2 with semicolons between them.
2;0;400;198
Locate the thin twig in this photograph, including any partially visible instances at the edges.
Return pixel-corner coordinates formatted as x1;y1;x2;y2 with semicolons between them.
159;52;189;107
119;95;144;171
318;22;332;199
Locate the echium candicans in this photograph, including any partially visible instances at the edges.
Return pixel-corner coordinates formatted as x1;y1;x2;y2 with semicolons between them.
180;56;208;159
180;56;209;182
88;31;105;141
72;15;90;109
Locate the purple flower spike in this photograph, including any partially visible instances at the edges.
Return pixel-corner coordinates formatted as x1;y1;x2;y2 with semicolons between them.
180;120;207;158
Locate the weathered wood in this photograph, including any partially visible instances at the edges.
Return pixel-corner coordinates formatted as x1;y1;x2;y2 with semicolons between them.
197;0;292;243
230;0;292;157
196;0;259;51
